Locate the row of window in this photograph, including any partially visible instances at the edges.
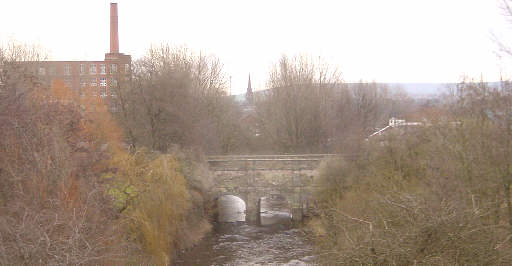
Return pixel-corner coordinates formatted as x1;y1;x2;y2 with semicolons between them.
80;63;121;75
38;63;129;76
76;87;116;98
61;77;118;91
50;78;117;99
60;86;116;98
79;77;118;87
90;87;116;98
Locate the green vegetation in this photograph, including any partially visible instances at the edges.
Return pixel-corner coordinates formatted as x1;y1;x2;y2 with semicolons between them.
108;151;188;264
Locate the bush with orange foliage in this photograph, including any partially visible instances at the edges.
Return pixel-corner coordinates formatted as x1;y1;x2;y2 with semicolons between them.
0;78;132;264
0;73;212;265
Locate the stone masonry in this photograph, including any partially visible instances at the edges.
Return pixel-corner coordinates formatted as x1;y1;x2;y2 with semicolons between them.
207;154;339;223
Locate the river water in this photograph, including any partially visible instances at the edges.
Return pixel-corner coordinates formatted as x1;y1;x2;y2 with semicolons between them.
175;222;315;266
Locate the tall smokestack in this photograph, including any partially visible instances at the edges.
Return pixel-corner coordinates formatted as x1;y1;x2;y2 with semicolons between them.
110;3;119;54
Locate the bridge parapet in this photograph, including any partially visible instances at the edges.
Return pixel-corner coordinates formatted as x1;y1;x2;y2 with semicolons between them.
207;154;340;171
207;154;339;160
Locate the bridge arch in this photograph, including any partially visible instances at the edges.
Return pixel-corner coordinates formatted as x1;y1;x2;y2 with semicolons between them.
216;195;246;222
207;154;341;223
258;194;292;226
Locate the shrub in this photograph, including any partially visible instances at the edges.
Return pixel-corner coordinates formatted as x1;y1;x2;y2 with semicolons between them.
312;122;512;265
0;78;129;264
109;150;190;265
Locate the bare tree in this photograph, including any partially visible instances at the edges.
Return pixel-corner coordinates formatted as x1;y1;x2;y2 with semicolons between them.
255;55;341;153
115;44;242;154
313;82;512;264
494;1;512;57
0;42;47;106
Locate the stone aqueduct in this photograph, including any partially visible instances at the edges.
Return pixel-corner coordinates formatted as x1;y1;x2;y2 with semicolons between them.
206;154;340;223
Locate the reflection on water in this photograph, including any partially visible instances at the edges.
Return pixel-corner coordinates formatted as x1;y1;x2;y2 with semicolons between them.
259;195;292;226
260;211;292;226
175;223;314;265
218;195;246;222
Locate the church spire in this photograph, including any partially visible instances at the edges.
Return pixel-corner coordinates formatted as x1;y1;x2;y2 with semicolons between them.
246;73;253;104
247;74;252;94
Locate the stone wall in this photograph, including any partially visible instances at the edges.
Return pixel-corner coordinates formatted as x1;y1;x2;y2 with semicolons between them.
207;155;338;222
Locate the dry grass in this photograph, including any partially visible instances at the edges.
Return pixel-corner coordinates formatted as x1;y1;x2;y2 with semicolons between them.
312;123;512;265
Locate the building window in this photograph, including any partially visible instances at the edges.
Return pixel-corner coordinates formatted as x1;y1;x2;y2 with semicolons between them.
38;67;46;76
110;64;117;74
90;78;97;86
124;64;130;73
80;64;85;75
109;79;117;97
100;64;106;74
48;66;56;76
80;78;87;87
99;87;107;97
109;77;118;87
90;64;96;74
99;77;107;87
64;64;71;76
64;77;72;88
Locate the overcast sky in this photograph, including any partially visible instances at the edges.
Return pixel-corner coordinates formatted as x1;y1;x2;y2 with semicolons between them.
1;0;511;95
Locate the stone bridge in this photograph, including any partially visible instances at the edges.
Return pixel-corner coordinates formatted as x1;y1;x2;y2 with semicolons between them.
206;154;340;223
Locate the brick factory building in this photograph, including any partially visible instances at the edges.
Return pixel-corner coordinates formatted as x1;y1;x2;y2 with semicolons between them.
26;3;131;98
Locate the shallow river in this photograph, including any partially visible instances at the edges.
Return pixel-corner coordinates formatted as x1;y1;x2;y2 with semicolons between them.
175;223;315;266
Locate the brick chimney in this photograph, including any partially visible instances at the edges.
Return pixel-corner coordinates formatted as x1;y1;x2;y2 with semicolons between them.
110;3;119;54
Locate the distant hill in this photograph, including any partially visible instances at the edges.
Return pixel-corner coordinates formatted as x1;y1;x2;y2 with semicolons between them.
375;83;451;97
231;82;502;101
349;82;503;98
